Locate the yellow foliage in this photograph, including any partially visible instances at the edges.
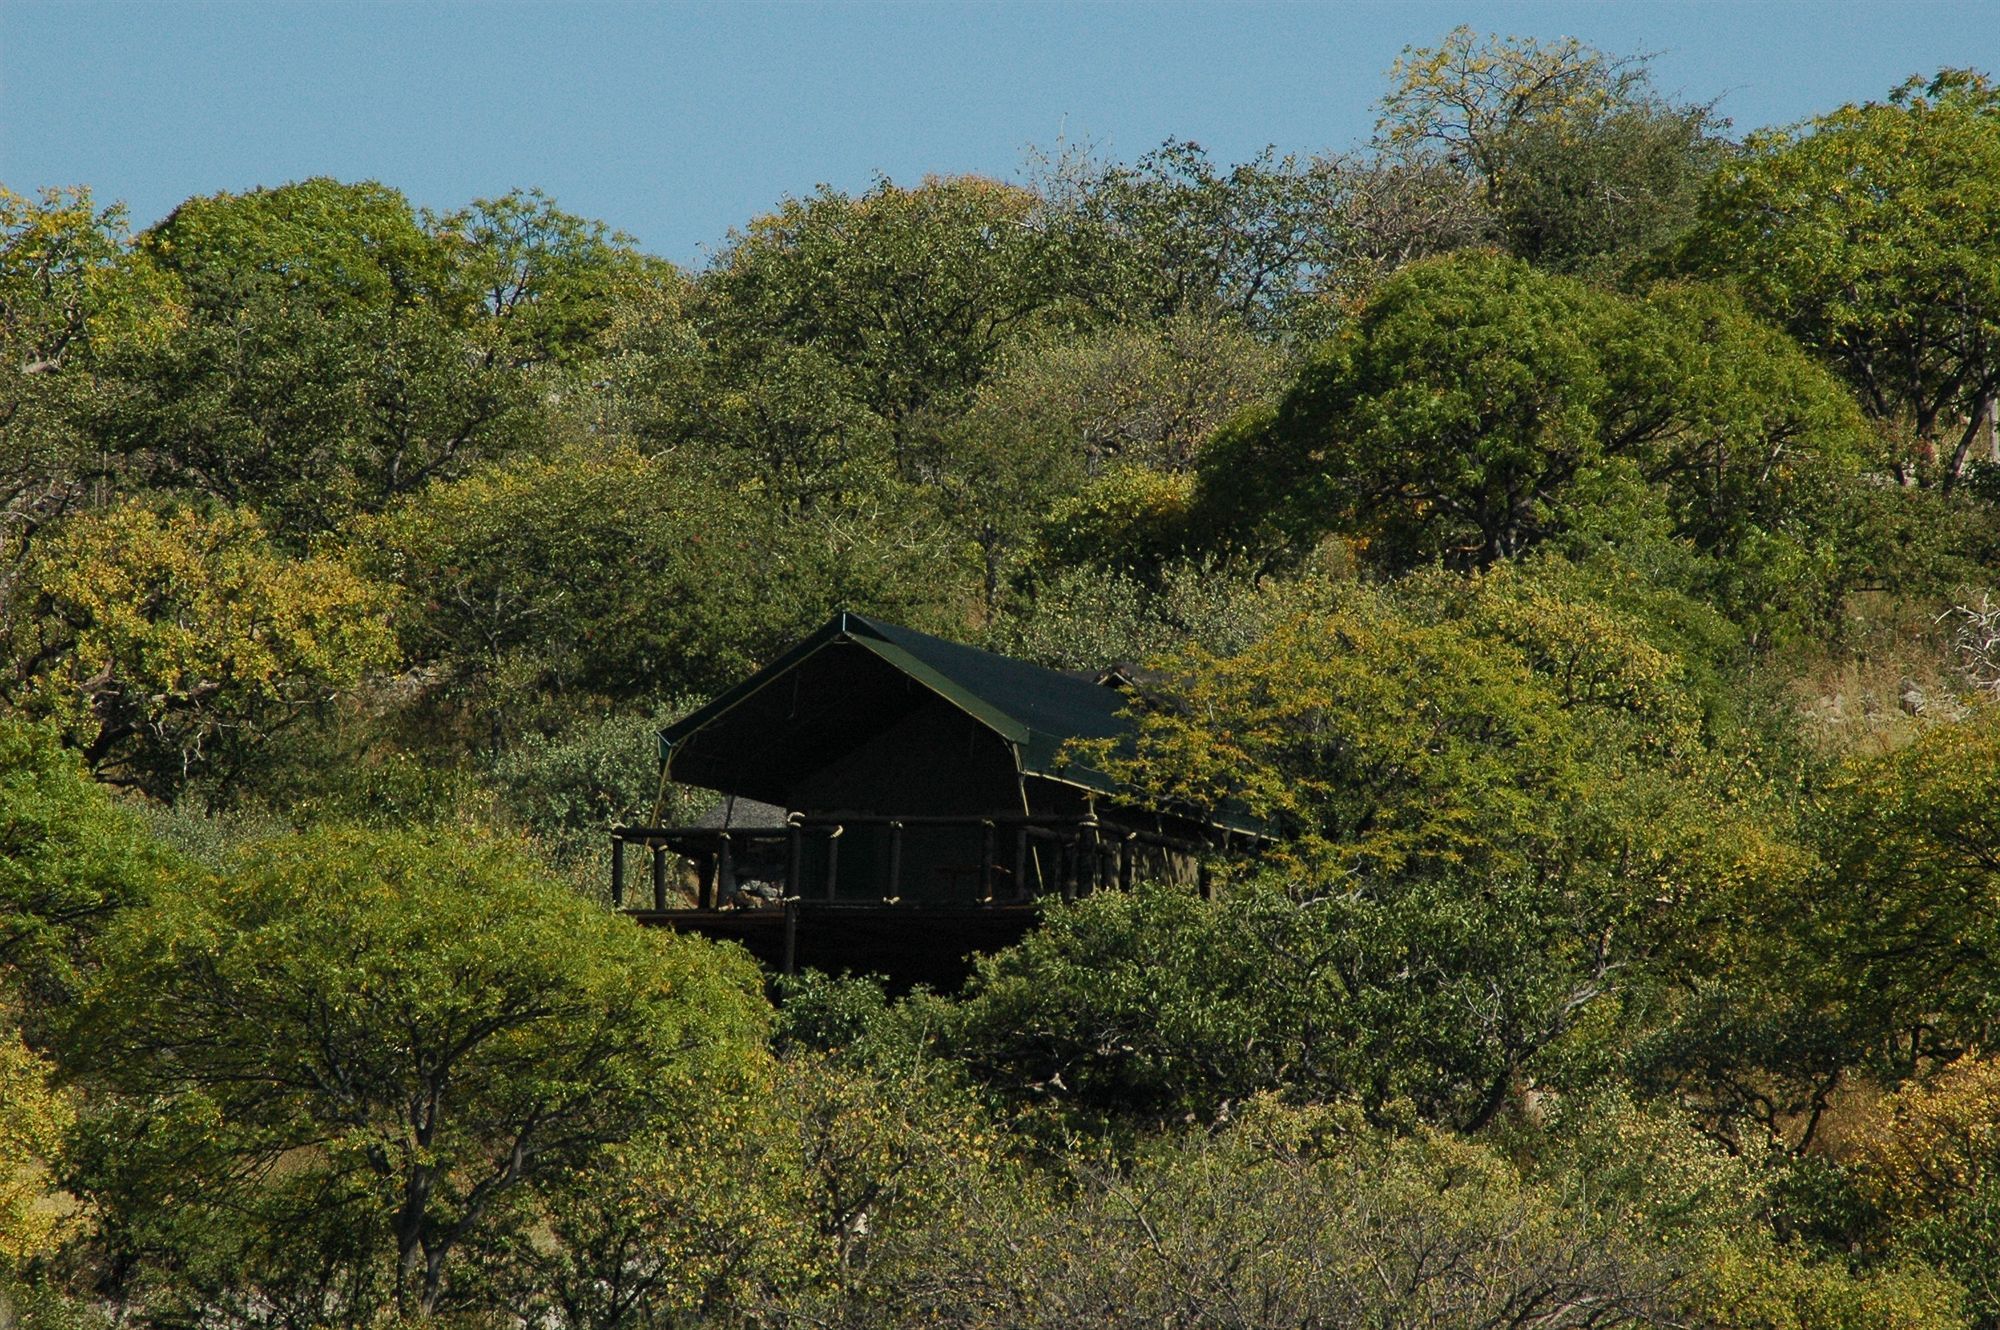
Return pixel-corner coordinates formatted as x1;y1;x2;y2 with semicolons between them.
5;500;394;787
0;1030;74;1265
1855;1055;2000;1220
1694;1243;1966;1330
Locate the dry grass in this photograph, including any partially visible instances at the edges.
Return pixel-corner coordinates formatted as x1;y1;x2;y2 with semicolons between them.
1784;591;1983;758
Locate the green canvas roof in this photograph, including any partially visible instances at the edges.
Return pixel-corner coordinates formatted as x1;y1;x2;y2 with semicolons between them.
659;611;1137;799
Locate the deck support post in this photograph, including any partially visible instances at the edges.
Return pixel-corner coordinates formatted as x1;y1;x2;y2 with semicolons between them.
787;824;804;898
824;825;842;901
652;845;669;912
1014;827;1030;900
611;836;625;907
781;899;799;977
1198;860;1212;902
1118;836;1134;892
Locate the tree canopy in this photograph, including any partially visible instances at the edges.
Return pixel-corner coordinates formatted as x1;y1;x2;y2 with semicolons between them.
4;38;2000;1330
1678;70;2000;487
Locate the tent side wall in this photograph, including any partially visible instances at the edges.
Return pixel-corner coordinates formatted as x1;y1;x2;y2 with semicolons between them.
788;697;1024;902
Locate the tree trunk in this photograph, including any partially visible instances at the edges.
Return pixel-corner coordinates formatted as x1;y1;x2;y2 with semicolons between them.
1941;391;1996;494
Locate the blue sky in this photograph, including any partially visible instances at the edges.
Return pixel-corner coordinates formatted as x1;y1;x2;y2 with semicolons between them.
2;1;1991;267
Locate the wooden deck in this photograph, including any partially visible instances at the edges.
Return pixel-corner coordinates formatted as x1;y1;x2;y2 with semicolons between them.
628;901;1040;991
614;811;1227;989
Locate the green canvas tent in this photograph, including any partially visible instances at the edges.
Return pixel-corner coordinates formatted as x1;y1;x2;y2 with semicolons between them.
659;611;1145;810
618;612;1259;980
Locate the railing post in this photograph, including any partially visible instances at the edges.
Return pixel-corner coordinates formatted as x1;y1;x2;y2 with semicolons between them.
610;835;625;908
714;834;734;910
980;821;996;903
787;823;803;898
652;844;668;912
824;825;842;901
886;821;903;901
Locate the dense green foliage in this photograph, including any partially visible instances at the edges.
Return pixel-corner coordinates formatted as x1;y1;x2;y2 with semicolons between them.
1677;70;2000;488
5;31;2000;1330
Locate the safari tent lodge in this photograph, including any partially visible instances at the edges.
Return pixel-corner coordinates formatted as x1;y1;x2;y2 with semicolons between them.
610;612;1257;985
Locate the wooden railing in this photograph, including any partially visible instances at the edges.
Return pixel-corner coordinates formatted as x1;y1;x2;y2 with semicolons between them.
609;811;1213;912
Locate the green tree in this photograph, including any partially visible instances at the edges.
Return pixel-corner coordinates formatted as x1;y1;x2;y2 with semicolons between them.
0;187;167;548
504;1046;1001;1330
695;175;1078;455
64;825;770;1324
0;1029;71;1271
96;179;546;539
363;443;961;747
1378;28;1729;276
1812;708;2000;1077
1849;1055;2000;1327
908;315;1279;608
1609;284;1865;546
1197;251;1621;569
1034;139;1360;336
432;187;684;375
961;574;1775;1131
987;557;1287;674
634;339;901;516
1631;707;2000;1157
851;1099;1696;1330
1196;252;1867;625
1678;70;2000;488
946;315;1282;477
0;717;168;996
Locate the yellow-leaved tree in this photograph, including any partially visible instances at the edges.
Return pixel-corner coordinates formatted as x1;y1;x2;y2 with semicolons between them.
0;1031;72;1269
1;500;395;797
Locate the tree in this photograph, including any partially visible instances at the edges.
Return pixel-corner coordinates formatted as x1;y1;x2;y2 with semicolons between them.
501;1046;1000;1330
2;501;395;798
944;315;1282;479
95;179;547;539
695;176;1077;452
432;188;684;376
633;339;901;516
849;1099;1698;1330
1811;708;2000;1077
1377;28;1729;276
1847;1055;2000;1328
1600;282;1868;633
63;825;770;1324
0;187;166;549
363;444;763;740
0;1029;71;1271
0;717;168;996
1678;70;2000;488
1608;284;1865;547
1033;139;1360;336
1194;252;1868;620
1197;251;1621;569
363;443;962;748
1632;706;2000;1158
919;316;1281;607
969;574;1775;1132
